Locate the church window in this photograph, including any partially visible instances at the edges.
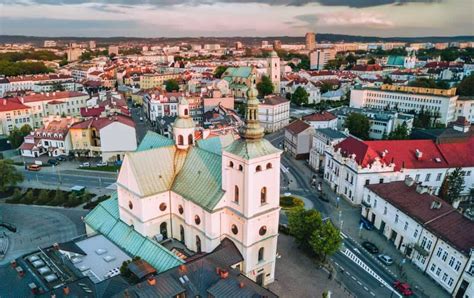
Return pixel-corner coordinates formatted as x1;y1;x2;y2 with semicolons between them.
266;163;272;169
261;187;267;204
188;134;193;145
178;135;184;145
196;236;202;253
184;108;188;116
178;205;184;215
229;161;234;168
128;201;133;210
259;226;267;236
256;165;262;172
195;215;201;225
258;247;264;262
238;165;243;171
234;186;239;203
159;203;167;211
231;224;238;235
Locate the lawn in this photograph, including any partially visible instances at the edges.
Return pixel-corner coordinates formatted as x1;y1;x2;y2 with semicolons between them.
280;195;305;210
5;188;95;208
77;165;121;172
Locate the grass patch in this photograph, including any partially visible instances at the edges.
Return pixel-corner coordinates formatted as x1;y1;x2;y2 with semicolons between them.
77;165;120;172
280;195;304;210
5;188;95;208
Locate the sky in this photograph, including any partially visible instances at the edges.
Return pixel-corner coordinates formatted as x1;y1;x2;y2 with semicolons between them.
0;0;473;37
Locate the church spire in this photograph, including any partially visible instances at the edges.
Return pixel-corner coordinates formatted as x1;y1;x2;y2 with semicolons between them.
241;76;264;140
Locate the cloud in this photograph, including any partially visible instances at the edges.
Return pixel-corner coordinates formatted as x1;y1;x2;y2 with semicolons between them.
295;11;394;28
0;0;442;8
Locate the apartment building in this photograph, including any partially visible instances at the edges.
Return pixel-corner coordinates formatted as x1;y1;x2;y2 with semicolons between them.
284;120;314;159
309;128;347;171
259;95;290;133
139;73;181;90
0;98;33;135
310;48;336;70
143;91;183;123
302;111;338;130
350;84;458;125
361;180;474;296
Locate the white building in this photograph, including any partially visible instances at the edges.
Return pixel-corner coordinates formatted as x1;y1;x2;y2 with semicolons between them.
142;91;182;123
309;128;347;171
302;111;338;130
267;51;281;93
350;84;458;125
361;179;474;296
43;40;57;47
0;98;32;135
284;120;314;159
310;48;336;70
259;95;290;133
456;98;474;123
92;86;282;286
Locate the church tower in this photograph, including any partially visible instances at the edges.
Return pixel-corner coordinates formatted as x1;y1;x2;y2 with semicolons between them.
172;97;195;150
223;78;282;286
267;50;281;94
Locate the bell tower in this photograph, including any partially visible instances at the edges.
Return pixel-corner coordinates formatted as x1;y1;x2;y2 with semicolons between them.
267;50;280;94
172;97;195;150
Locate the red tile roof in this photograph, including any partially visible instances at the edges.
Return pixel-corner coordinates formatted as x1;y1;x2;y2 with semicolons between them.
15;91;88;103
0;98;31;112
302;111;337;122
367;181;474;254
437;136;474;167
70;115;135;130
285;120;311;135
260;96;289;106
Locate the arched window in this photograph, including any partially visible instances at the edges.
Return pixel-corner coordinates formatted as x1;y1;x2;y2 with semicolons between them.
229;161;234;168
266;163;272;169
231;224;238;235
184;108;189;116
258;247;264;262
159;203;167;211
196;236;201;253
195;215;201;225
178;135;184;145
188;134;193;145
160;222;168;239
261;187;267;204
180;225;185;243
259;226;267;236
234;186;239;203
238;165;243;171
128;201;133;210
178;205;184;215
256;165;262;172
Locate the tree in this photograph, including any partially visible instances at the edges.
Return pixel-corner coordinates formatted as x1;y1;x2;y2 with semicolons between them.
256;75;274;97
165;79;179;92
457;74;474;96
8;124;32;148
345;113;370;140
319;81;334;94
291;86;309;106
79;51;93;61
23;190;35;204
309;220;342;262
383;76;393;84
408;78;438;88
388;122;409;140
0;159;23;193
36;189;50;205
213;66;228;78
288;207;322;246
439;168;465;204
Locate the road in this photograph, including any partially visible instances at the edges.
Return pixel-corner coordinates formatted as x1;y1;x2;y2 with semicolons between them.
22;169;117;189
265;131;403;298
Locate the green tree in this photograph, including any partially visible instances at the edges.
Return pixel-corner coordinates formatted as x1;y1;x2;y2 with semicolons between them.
288;207;322;246
23;190;35;204
165;79;179;92
49;188;65;206
79;51;93;61
256;75;274;97
383;76;393;84
309;220;342;262
36;189;50;205
8;124;32;148
345;113;370;140
388;122;409;140
457;74;474;96
439;168;465;204
320;82;334;94
291;86;309;106
0;159;23;193
408;78;438;88
213;66;228;78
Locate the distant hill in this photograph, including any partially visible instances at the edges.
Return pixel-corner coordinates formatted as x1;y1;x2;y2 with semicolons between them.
1;34;473;47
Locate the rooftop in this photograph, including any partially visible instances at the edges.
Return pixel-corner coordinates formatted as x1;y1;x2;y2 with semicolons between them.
302;111;337;122
285;119;311;135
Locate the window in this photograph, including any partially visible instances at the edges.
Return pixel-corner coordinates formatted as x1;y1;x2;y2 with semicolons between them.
261;187;267;204
404;222;408;231
234;186;239;203
449;257;455;267
414;229;418;238
379;178;384;184
442;273;448;282
259;226;267;236
256;165;262;172
266;163;272;169
374;199;377;208
425;173;431;182
231;224;238;235
447;278;454;287
128;201;133;210
415;174;420;181
238;165;243;171
178;135;184;145
178;205;184;215
442;251;448;261
184;108;188;116
437;247;443;257
365;179;370;185
455;261;461;271
430;264;436;272
421;237;427;248
229;161;234;168
196;236;201;253
427;240;433;250
194;215;201;225
159;203;167;211
395;214;399;223
258;247;264;262
435;267;441;276
188;134;193;145
384;207;387;215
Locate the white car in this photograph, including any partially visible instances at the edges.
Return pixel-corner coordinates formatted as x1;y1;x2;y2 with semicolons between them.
79;162;90;168
378;254;394;266
96;162;108;167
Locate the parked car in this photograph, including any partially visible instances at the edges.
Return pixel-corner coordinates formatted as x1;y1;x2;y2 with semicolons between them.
55;156;67;161
96;162;108;167
378;254;394;265
362;241;379;254
393;280;413;296
47;159;59;166
27;164;41;171
79;162;90;168
360;217;374;230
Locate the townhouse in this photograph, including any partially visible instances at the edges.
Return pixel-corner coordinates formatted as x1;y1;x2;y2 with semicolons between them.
259;95;290;133
302;111;338;130
142;91;183;123
284;120;314;159
309;128;347;171
0;98;33;135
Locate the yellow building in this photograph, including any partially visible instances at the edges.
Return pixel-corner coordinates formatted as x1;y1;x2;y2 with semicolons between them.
139;73;181;90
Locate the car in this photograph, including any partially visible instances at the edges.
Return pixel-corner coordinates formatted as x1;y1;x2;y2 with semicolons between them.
96;162;108;167
55;156;67;161
79;162;90;168
27;164;41;171
47;159;59;166
393;280;414;296
362;241;379;254
139;117;143;121
360;217;374;230
378;254;394;265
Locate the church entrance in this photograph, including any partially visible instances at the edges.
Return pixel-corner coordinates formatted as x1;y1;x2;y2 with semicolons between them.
196;235;201;253
180;225;185;243
160;222;168;239
256;273;264;286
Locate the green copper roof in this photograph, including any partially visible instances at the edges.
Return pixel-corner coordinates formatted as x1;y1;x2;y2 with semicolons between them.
137;131;174;151
387;56;405;66
222;67;252;78
172;147;224;211
84;196;184;272
224;138;282;160
196;134;235;156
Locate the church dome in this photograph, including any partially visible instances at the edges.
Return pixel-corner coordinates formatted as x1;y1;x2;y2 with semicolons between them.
269;50;279;58
173;117;195;129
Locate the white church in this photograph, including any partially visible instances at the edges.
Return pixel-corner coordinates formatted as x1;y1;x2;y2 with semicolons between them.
87;82;282;286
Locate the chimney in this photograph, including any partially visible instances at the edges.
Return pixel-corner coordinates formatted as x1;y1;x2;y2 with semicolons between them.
404;176;415;187
63;286;70;295
415;149;423;160
239;282;245;288
430;200;442;209
219;269;229;279
416;183;428;194
2;99;6;105
53;243;59;250
147;276;156;286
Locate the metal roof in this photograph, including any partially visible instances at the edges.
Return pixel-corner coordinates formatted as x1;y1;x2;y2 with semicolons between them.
137;131;174;152
224;138;281;160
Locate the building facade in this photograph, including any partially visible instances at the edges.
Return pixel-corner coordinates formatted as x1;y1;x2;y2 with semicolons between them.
259;95;290;133
310;48;336;70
